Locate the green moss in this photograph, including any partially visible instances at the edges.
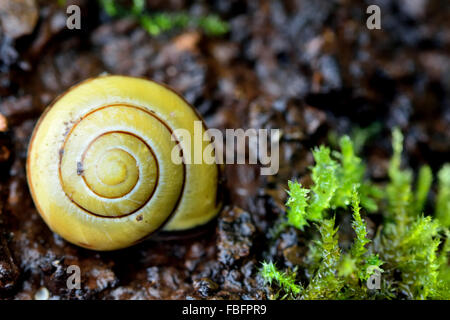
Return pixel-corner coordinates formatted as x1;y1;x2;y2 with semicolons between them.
98;0;229;36
308;146;339;221
260;262;302;298
261;128;449;300
301;217;342;299
415;165;432;214
436;164;450;228
331;136;364;209
280;136;380;233
386;128;414;223
286;181;309;230
380;215;444;299
349;189;370;269
332;136;381;212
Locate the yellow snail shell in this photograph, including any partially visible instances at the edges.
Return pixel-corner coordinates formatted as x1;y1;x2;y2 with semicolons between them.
27;75;222;251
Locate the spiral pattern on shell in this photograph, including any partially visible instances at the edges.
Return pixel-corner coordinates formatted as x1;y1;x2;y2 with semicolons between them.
27;76;222;250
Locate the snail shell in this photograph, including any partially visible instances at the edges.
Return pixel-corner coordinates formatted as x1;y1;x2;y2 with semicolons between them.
27;75;222;250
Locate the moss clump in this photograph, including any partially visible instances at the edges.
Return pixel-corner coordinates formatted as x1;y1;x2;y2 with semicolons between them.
261;129;449;300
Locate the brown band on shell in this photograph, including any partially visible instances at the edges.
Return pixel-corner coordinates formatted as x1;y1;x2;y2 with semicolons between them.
57;103;186;221
80;131;151;200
